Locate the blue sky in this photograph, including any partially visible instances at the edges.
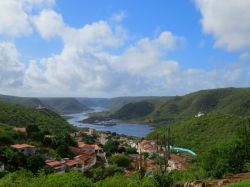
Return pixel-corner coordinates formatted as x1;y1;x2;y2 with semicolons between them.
0;0;249;97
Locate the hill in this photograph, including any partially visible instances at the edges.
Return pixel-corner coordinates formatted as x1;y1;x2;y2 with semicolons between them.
0;94;43;108
0;102;74;135
112;88;250;123
39;98;89;114
77;96;167;111
147;113;249;153
112;101;155;120
0;94;89;114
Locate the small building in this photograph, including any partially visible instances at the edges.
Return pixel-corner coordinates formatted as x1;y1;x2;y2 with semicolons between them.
13;127;27;134
74;153;97;172
45;160;66;173
87;128;95;136
137;140;157;154
64;159;77;169
11;144;36;156
78;142;103;154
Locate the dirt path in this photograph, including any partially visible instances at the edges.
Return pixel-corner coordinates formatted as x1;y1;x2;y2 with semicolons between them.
207;172;250;186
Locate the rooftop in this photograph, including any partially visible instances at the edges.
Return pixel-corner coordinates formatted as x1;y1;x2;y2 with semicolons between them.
11;144;35;149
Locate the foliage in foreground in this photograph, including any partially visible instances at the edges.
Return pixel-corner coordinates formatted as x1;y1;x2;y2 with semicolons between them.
0;170;93;187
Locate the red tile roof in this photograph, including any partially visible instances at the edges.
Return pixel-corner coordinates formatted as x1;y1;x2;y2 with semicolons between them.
11;144;35;149
65;160;77;167
46;160;63;167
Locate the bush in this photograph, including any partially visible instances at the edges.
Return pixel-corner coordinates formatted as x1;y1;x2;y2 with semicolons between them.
110;154;131;167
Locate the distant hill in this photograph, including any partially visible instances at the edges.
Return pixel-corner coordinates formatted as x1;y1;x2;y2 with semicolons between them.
0;102;74;135
112;101;155;120
39;98;89;114
0;94;43;108
112;88;250;123
77;96;167;111
0;94;89;114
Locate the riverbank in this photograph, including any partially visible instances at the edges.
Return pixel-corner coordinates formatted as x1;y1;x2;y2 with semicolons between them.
65;107;154;137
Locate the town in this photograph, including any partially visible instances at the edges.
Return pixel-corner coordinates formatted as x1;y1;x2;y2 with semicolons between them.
1;126;194;177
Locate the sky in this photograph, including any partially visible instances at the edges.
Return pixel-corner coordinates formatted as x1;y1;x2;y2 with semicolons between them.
0;0;250;97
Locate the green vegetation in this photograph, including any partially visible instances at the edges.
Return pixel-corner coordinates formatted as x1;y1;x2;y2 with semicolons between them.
39;98;89;114
148;113;248;152
78;96;167;111
103;140;119;156
112;101;155;120
0;102;74;135
226;180;250;187
113;88;250;124
0;94;89;114
0;170;93;187
110;154;131;167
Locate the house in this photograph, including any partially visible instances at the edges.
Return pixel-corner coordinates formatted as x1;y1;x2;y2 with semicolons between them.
64;159;77;170
126;140;138;149
87;128;95;135
74;153;97;172
11;144;36;156
78;142;103;154
13;127;27;134
46;160;66;173
137;140;157;153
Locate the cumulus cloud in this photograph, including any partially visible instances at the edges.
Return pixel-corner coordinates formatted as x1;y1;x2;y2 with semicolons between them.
0;0;55;37
195;0;250;51
0;2;250;97
0;42;24;87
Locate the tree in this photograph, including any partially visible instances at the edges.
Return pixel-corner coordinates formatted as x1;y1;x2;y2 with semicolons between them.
0;147;26;171
110;155;131;167
26;155;45;173
103;140;119;156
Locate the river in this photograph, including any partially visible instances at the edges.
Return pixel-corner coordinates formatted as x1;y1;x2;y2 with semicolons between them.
64;107;153;137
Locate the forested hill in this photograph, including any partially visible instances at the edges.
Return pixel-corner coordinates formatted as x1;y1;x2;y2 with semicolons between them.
0;102;74;135
148;113;249;152
0;94;89;114
112;87;250;122
77;96;168;111
39;98;89;114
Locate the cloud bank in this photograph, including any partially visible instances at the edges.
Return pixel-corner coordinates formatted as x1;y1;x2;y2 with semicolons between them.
0;0;249;97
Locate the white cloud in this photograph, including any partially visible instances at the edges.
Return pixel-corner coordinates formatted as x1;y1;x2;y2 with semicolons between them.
195;0;250;51
0;42;24;87
32;9;65;39
111;11;127;22
0;0;55;37
0;4;250;97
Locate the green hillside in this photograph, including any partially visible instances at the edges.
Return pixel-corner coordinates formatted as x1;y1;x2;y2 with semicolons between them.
112;101;155;120
39;98;89;114
150;87;250;122
0;94;42;108
78;96;167;110
0;94;89;114
148;113;249;153
112;88;250;124
0;102;74;135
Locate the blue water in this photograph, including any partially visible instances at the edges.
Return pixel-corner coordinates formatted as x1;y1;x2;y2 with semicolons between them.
64;107;153;137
